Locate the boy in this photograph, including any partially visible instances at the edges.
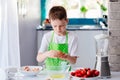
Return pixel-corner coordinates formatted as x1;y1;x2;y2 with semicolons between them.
37;6;78;68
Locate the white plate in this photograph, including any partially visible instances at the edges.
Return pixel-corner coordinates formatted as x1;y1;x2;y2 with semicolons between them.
71;75;98;80
20;66;42;76
70;67;99;80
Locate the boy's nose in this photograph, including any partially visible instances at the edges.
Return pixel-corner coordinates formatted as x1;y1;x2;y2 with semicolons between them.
57;26;61;31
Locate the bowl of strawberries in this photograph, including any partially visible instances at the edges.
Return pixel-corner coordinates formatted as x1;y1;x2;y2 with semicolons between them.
70;68;100;80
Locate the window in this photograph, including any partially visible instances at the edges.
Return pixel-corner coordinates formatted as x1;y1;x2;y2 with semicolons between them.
41;0;108;25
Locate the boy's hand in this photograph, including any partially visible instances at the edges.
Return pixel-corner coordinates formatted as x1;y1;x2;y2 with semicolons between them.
57;52;68;60
56;51;66;58
47;50;66;58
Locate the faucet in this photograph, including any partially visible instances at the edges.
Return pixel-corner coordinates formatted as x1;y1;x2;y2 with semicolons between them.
99;21;107;29
103;15;108;27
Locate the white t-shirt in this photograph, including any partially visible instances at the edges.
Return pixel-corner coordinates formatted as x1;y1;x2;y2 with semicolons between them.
38;31;78;56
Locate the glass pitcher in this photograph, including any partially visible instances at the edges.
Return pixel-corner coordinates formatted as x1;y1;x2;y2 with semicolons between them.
94;34;109;56
94;34;111;78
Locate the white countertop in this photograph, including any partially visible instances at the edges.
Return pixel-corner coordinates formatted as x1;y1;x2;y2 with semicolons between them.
98;72;120;80
1;68;120;80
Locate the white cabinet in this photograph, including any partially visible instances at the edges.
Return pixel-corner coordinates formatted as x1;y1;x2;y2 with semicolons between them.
37;30;107;68
37;31;44;50
74;30;106;68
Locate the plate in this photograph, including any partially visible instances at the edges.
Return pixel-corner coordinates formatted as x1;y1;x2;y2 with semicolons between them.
71;75;98;80
20;66;42;76
70;67;99;80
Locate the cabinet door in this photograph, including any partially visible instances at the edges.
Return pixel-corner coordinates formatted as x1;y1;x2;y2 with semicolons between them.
37;31;44;50
74;30;106;68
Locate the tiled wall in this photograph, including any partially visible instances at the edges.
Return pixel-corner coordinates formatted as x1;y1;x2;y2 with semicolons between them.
108;0;120;71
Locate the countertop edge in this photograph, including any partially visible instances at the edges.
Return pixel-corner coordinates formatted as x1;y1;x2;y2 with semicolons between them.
36;28;108;31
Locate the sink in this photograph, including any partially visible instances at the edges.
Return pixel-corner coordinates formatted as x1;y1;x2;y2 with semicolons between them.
80;25;102;29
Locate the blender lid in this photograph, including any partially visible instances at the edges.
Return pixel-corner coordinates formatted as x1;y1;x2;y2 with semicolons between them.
94;34;109;40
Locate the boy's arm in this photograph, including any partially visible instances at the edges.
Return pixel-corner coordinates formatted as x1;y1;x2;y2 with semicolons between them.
65;55;77;64
36;52;48;62
37;50;67;62
58;53;77;64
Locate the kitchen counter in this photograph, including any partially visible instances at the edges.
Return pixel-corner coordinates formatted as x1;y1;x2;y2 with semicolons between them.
36;25;108;31
99;72;120;80
8;72;120;80
1;68;120;80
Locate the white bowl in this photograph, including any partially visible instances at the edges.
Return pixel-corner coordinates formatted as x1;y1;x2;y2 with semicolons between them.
20;66;42;76
71;76;98;80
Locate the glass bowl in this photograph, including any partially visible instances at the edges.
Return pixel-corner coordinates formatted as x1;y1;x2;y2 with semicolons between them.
45;65;70;79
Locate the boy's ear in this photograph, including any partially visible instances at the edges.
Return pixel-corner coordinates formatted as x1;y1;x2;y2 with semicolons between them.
66;19;69;23
48;19;50;23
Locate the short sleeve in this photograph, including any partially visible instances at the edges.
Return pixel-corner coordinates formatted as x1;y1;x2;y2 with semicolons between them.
38;34;49;53
69;34;78;57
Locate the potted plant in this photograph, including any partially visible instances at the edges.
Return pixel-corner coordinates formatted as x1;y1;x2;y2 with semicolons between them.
80;6;88;18
97;1;107;13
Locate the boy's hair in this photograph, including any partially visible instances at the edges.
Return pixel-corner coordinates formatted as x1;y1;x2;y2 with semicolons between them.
49;6;67;20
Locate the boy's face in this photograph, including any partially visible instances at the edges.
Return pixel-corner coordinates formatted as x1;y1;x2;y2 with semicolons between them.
50;19;68;36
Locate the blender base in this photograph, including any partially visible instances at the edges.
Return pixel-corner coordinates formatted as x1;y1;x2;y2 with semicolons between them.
95;56;111;78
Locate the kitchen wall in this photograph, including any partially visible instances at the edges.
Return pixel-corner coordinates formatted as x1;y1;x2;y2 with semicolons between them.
108;0;120;71
18;0;40;66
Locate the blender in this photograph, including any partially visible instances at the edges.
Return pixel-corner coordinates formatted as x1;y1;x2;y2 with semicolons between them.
94;34;111;78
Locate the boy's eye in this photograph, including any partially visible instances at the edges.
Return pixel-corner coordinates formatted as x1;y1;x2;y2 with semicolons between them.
61;25;65;27
53;26;57;28
53;25;65;28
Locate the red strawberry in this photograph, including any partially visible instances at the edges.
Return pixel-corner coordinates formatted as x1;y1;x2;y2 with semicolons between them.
71;72;75;76
94;70;100;76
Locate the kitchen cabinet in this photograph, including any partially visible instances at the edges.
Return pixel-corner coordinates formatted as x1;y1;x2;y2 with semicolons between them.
37;30;44;50
74;30;106;68
37;30;107;68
